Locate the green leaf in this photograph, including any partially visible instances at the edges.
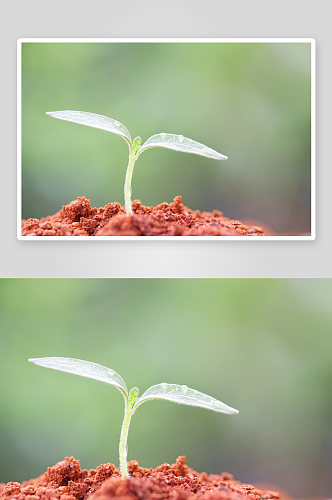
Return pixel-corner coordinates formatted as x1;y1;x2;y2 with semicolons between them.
28;357;128;396
133;136;142;154
129;387;139;406
135;383;238;415
46;111;132;145
138;133;227;161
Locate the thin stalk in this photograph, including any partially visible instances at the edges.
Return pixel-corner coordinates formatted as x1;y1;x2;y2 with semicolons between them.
119;397;134;477
124;144;137;216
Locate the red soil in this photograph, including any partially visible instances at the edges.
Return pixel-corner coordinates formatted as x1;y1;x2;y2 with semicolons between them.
21;196;267;236
0;456;282;500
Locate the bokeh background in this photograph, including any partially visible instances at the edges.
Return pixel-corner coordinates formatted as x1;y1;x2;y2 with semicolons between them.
21;41;312;235
0;279;331;498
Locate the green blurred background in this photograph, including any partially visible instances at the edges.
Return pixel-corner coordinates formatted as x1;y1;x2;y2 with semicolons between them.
21;41;312;235
0;279;331;498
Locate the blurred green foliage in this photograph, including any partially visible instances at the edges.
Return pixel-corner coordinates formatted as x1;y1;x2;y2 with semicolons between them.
0;279;331;498
21;41;312;235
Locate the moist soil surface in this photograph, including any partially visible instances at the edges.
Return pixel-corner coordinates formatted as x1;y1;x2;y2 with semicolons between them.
0;456;282;500
21;197;268;236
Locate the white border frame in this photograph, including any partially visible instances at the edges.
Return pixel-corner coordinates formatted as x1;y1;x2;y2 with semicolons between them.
17;38;316;241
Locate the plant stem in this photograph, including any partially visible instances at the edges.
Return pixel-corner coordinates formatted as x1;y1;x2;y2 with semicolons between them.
119;398;134;477
124;145;136;216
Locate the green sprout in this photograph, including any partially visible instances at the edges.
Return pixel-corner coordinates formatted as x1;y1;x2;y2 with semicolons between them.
29;357;238;477
46;111;228;215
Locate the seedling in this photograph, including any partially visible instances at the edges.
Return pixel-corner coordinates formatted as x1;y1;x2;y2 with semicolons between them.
29;357;238;477
46;111;228;215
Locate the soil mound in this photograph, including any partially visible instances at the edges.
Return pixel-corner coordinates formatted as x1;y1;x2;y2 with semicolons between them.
21;196;266;236
0;456;281;500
